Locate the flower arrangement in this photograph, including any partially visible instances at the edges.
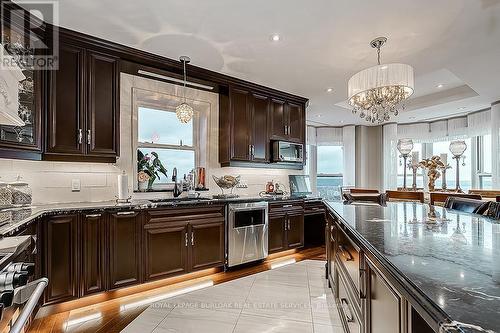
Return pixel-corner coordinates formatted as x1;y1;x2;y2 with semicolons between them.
137;150;168;190
418;155;445;192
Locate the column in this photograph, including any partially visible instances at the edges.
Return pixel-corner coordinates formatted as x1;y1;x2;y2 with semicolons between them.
492;102;500;188
382;123;398;190
342;126;356;187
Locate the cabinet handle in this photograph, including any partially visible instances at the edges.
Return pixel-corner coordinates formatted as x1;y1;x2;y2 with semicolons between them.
359;268;367;300
338;244;354;261
287;219;291;230
85;213;101;218
116;211;135;216
249;145;252;158
77;129;83;144
340;298;355;323
283;204;293;208
87;129;91;145
185;233;188;247
191;232;194;246
284;219;288;231
251;145;255;157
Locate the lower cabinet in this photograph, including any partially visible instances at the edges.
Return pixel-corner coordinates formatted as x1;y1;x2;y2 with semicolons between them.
81;213;106;296
268;215;287;253
144;223;189;281
268;210;304;253
286;211;304;248
189;220;224;271
108;211;142;289
42;214;79;304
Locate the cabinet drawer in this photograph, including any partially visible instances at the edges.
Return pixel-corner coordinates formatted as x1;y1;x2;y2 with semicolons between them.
269;200;304;215
145;206;224;225
304;201;325;215
338;273;362;333
336;228;361;295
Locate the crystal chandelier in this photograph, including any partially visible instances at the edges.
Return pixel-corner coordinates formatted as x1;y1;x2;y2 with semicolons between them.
348;37;414;124
176;56;194;123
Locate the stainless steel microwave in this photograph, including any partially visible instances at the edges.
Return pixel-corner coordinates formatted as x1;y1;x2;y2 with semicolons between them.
272;141;303;163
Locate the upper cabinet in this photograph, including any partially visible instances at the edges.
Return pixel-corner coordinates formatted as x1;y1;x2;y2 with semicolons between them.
219;85;306;168
45;36;119;162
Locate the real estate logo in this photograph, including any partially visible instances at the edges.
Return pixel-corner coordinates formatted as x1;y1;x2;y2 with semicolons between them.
1;0;59;70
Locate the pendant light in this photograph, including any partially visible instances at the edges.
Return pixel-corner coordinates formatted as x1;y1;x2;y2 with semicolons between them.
175;56;194;123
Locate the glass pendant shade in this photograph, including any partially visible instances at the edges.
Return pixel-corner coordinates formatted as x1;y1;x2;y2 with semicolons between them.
397;138;414;156
449;140;467;157
175;102;194;124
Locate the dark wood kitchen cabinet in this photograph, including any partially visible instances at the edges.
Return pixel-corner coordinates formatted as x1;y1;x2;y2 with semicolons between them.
268;215;287;253
81;212;106;296
270;99;287;140
270;100;304;143
229;87;251;161
45;36;119;162
42;214;79;304
268;200;305;253
286;210;304;249
108;211;142;289
250;93;270;162
189;220;224;271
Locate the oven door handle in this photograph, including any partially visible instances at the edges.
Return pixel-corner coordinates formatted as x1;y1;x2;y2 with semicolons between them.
11;277;48;333
230;206;267;212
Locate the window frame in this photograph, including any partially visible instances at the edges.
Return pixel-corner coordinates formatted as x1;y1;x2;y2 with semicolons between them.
135;103;200;187
476;134;492;189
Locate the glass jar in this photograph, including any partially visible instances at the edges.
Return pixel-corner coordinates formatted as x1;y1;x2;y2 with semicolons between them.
9;176;32;206
0;179;12;208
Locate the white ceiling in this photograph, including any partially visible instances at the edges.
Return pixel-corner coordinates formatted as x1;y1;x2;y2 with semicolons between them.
20;0;500;126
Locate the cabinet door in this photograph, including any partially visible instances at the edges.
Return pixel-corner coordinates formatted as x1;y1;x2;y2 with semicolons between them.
270;99;287;140
46;42;85;156
87;50;119;157
81;213;106;296
43;214;79;304
286;211;304;249
230;87;251;161
251;94;269;162
268;215;287;253
144;223;189;281
108;211;142;289
189;220;224;271
287;102;304;142
366;260;403;333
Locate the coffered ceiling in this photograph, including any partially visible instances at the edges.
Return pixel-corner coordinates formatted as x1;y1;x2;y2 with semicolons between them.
18;0;500;126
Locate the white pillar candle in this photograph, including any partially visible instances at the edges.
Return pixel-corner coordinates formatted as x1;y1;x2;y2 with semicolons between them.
412;151;419;166
440;153;448;165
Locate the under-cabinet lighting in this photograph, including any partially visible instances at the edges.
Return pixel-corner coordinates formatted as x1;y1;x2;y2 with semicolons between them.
65;312;102;327
270;258;296;269
119;280;214;311
137;70;214;90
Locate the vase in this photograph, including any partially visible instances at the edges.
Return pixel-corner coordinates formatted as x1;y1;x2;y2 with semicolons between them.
138;181;148;192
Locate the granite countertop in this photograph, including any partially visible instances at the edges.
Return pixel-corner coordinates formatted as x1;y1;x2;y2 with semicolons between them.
325;201;500;333
0;195;320;237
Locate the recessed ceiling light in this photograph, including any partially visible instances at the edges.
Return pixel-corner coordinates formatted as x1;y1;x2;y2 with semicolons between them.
270;34;281;42
436;84;444;88
340;120;344;123
326;88;333;93
380;65;388;70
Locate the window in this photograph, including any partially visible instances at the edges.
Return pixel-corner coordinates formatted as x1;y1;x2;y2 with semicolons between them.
397;143;424;189
137;106;197;185
432;139;472;191
316;145;343;200
477;134;492;189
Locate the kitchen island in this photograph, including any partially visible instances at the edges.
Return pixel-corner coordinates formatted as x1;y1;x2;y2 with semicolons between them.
325;201;500;333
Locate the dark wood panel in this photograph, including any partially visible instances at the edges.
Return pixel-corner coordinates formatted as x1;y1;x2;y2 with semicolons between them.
46;42;85;156
287;102;304;143
144;223;188;281
270;99;287;140
230;87;251;161
81;213;106;296
286;211;304;249
87;50;119;157
189;220;224;271
108;211;142;289
43;214;79;304
268;215;286;253
251;94;269;162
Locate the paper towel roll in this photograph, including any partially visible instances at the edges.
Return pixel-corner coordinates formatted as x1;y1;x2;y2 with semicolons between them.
117;171;129;200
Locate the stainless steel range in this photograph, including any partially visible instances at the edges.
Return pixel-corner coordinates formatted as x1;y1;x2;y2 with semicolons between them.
227;201;268;267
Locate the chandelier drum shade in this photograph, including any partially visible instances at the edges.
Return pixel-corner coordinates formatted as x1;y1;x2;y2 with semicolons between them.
175;56;194;123
348;37;414;124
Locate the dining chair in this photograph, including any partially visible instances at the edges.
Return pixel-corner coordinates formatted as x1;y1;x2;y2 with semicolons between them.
386;190;424;203
429;192;482;206
443;197;490;215
349;188;380;194
343;192;387;205
468;189;500;200
486;202;500;219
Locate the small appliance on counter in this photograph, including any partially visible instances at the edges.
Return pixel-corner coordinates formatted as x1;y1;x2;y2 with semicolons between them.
259;180;286;198
212;175;240;199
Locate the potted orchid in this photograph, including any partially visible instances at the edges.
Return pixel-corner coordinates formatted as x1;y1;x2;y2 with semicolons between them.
137;150;168;191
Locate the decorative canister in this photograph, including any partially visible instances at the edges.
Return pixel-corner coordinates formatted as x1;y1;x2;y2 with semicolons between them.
0;179;12;208
8;175;32;206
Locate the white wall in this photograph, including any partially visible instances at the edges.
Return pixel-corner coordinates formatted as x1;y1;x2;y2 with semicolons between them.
0;74;303;204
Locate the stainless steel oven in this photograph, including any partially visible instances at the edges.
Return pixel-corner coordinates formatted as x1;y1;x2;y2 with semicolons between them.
227;202;268;267
272;141;303;163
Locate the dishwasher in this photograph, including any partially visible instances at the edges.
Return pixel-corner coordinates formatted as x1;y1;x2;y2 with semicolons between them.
226;201;268;267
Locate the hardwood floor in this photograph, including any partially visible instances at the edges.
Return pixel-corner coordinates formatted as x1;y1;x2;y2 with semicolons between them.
29;246;325;333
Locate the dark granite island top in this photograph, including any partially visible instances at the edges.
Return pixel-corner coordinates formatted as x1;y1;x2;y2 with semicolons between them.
325;201;500;333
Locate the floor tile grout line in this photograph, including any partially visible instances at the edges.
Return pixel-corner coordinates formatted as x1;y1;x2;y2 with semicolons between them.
306;264;317;333
232;274;257;332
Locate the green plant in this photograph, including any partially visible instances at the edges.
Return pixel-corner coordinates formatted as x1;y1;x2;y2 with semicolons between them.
137;150;168;189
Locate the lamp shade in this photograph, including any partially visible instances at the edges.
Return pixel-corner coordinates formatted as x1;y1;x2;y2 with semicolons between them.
449;140;467;157
397;138;413;156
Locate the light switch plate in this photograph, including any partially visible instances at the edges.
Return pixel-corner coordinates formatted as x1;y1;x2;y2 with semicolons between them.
71;179;81;192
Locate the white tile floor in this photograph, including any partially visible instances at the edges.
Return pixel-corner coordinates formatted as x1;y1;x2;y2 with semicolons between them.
122;260;343;333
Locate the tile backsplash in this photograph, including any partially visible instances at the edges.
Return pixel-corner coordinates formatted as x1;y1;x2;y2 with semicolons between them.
0;73;303;204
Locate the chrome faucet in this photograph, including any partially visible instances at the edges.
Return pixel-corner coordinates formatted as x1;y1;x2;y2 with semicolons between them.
172;168;183;198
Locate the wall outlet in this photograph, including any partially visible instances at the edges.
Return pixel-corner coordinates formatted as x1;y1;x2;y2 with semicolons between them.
71;179;81;192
